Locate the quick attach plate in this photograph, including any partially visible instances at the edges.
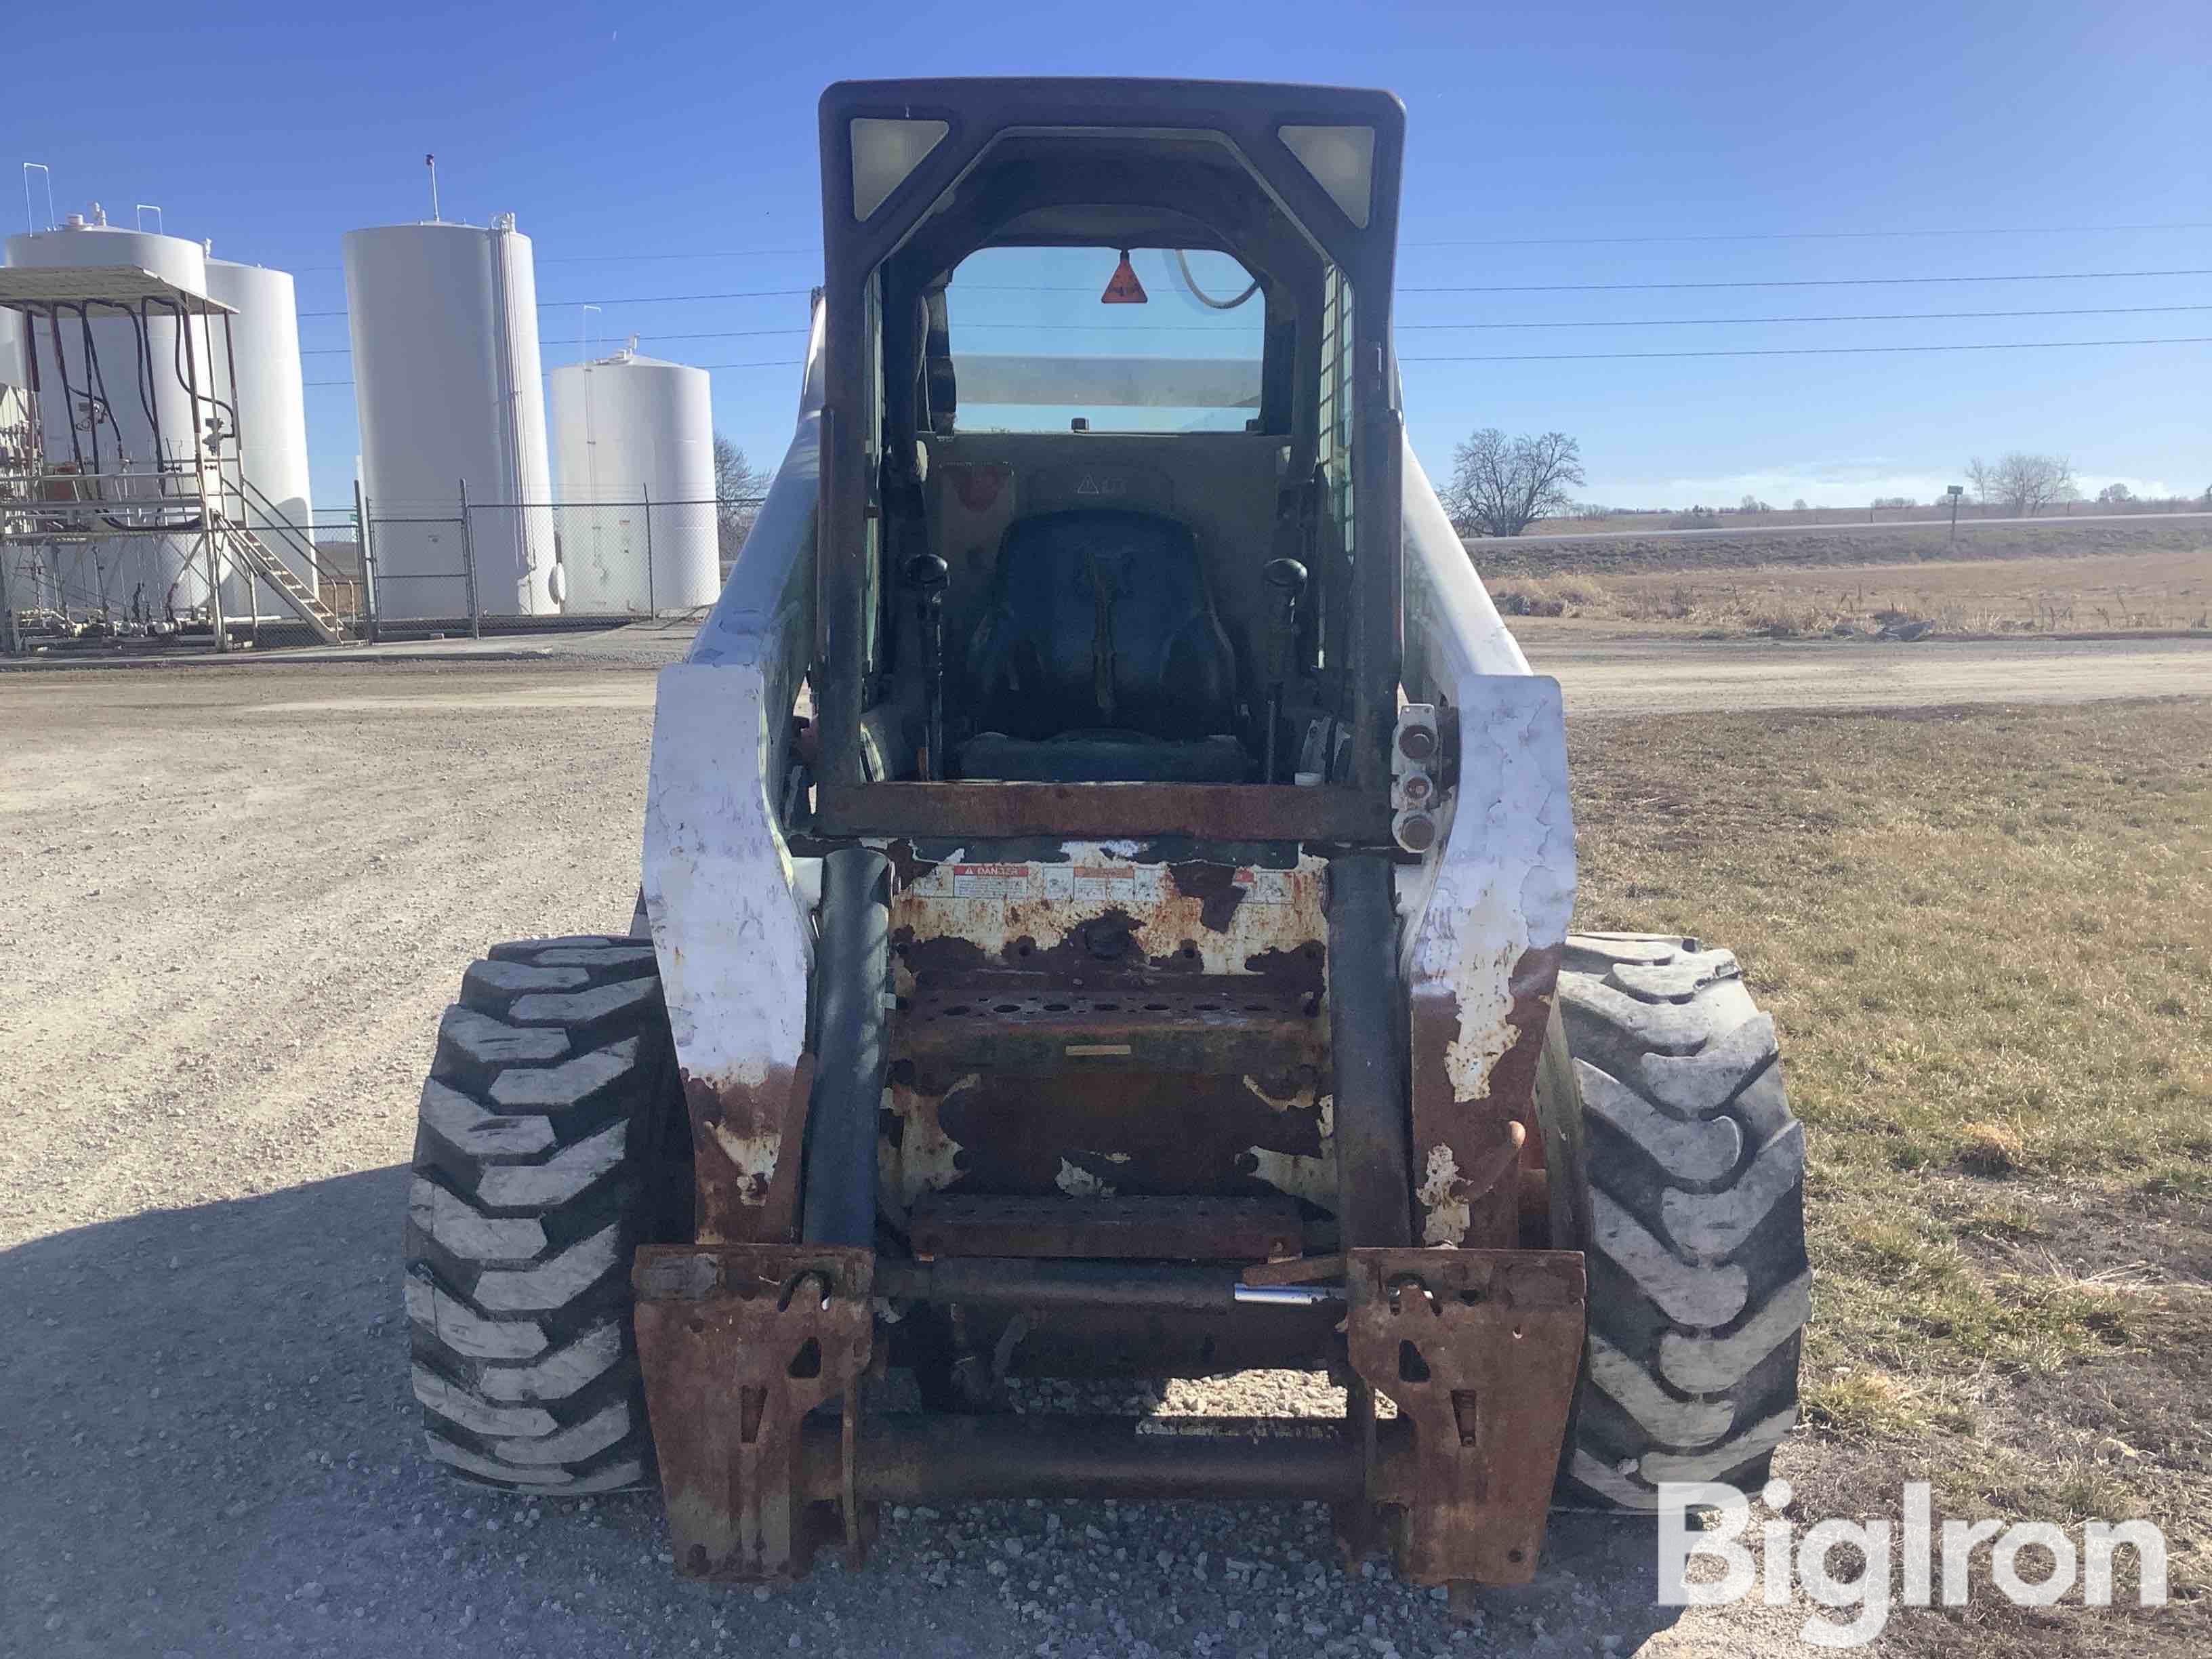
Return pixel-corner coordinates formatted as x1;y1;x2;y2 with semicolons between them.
633;1244;875;1581
1345;1247;1586;1586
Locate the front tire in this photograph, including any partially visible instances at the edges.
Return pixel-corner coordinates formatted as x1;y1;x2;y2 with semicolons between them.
1545;933;1810;1510
403;934;687;1493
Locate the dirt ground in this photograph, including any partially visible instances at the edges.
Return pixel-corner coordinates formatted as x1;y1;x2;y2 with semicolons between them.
1;635;2207;1658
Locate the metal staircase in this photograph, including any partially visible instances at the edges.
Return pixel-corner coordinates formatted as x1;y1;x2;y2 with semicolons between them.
211;509;351;644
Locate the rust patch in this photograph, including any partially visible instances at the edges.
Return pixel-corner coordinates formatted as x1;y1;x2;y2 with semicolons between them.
893;1066;1326;1206
891;848;1327;986
949;461;1010;512
898;976;1320;1076
682;1056;816;1244
1406;945;1561;1249
634;1244;874;1582
1243;940;1326;995
818;781;1391;842
1168;862;1247;933
1345;1247;1586;1586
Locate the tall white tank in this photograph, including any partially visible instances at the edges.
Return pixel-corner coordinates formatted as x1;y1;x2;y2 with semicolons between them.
204;257;315;613
342;216;555;619
547;348;717;612
0;306;24;390
4;210;218;615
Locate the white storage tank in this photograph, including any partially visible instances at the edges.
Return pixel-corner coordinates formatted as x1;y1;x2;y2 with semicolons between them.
204;256;316;613
4;209;218;615
547;346;717;613
0;306;24;390
342;216;556;619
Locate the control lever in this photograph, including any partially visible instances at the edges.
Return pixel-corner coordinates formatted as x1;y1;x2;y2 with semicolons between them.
1260;557;1308;784
906;553;949;780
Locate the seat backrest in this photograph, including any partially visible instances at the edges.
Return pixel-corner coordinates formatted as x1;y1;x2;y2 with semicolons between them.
963;508;1238;743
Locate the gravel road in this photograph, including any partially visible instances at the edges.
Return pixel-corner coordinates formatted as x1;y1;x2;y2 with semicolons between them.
4;643;2203;1657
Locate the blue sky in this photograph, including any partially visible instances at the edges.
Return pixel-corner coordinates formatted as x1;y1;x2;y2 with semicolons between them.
5;1;2206;510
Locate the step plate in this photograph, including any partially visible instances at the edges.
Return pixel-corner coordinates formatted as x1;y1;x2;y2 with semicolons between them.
899;979;1319;1073
909;1193;1303;1261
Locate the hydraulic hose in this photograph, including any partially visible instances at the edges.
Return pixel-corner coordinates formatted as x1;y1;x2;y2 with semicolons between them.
799;847;894;1246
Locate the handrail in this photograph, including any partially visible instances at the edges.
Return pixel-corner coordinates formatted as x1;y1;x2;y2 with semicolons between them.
232;476;355;590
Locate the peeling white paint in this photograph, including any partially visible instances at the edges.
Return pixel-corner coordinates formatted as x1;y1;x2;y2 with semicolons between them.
707;1124;780;1205
1416;1145;1472;1246
1241;1087;1337;1208
1055;1159;1114;1197
893;841;1329;978
644;665;814;1100
888;1072;978;1208
1395;540;1576;1244
1244;1147;1336;1208
643;298;824;1210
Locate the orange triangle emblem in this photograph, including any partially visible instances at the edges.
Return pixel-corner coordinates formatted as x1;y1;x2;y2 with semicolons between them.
1101;249;1148;304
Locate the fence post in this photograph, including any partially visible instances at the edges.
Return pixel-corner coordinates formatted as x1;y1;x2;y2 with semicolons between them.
0;542;17;657
458;477;482;638
642;485;655;615
354;481;380;644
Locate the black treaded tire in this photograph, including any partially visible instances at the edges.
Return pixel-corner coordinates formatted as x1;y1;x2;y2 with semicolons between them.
1543;932;1809;1510
403;934;689;1494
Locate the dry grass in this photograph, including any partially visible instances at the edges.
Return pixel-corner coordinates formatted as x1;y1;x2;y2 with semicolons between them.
1570;697;2212;1653
1477;514;2209;578
1492;548;2211;637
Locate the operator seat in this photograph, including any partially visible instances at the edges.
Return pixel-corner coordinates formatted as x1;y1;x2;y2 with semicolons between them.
958;508;1248;783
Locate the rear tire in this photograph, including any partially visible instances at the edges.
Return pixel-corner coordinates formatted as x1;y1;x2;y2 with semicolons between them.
1545;933;1809;1510
403;935;687;1493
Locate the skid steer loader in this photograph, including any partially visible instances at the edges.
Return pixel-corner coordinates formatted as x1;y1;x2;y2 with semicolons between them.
403;77;1809;1595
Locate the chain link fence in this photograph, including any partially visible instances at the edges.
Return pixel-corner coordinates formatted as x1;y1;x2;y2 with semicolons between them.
1;490;764;653
352;491;762;640
0;504;373;653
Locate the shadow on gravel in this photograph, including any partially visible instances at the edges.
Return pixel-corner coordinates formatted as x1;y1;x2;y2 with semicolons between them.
1;1167;1690;1658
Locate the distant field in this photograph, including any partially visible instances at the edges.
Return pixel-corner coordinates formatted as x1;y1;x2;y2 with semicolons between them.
1474;514;2209;579
1523;504;2209;539
1494;547;2209;637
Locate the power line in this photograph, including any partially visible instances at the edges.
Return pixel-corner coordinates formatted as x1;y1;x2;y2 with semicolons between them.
291;268;2211;320
1400;335;2211;363
1405;221;2212;248
295;302;2212;356
297;331;2207;385
301;326;813;355
295;287;814;317
1397;303;2212;330
1398;268;2212;294
301;356;798;388
290;220;2212;271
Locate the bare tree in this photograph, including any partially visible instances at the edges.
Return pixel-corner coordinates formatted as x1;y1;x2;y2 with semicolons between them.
1965;452;2077;516
2096;482;2133;505
714;434;769;569
1738;494;1772;514
1791;497;1809;512
1443;430;1586;538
